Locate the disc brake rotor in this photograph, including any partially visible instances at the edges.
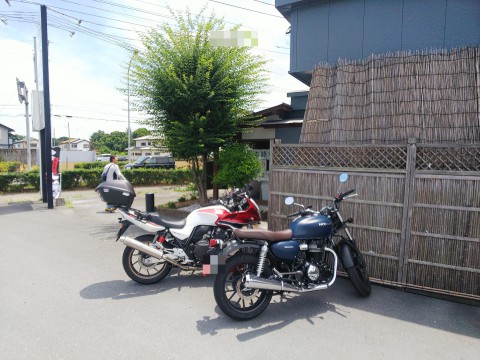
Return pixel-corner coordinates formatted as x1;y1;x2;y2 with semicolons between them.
232;273;259;302
137;253;163;269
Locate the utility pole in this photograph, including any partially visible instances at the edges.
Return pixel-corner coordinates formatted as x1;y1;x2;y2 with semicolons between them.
16;78;31;170
127;49;138;163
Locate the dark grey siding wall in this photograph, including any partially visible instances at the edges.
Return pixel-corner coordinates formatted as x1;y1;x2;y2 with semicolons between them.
275;127;302;144
284;0;480;82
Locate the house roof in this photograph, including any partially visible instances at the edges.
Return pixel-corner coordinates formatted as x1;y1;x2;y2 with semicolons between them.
134;135;163;141
261;118;303;128
13;137;39;143
252;103;303;128
254;103;292;117
60;138;89;144
0;123;15;132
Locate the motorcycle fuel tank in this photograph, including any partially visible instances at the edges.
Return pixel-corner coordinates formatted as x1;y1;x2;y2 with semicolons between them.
289;214;333;240
270;241;300;261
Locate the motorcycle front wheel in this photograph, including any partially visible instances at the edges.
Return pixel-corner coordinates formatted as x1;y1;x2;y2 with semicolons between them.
213;254;273;321
122;234;172;284
345;245;371;297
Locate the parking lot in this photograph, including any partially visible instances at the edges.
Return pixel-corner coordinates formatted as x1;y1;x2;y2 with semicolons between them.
0;187;479;359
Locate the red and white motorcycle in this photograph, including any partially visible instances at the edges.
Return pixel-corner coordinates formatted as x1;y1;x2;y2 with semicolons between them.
96;181;262;284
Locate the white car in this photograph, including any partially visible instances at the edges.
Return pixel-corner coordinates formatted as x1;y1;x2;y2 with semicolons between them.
96;154;111;162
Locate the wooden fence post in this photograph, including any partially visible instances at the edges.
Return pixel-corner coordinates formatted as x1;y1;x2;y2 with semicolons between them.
398;138;417;285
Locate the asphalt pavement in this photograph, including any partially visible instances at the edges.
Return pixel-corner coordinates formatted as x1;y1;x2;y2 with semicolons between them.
0;186;479;359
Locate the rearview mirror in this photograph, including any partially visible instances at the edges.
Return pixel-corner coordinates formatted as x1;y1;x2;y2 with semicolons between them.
339;173;349;183
285;197;294;205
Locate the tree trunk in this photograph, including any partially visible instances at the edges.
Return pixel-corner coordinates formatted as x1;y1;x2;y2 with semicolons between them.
212;150;219;200
190;156;208;205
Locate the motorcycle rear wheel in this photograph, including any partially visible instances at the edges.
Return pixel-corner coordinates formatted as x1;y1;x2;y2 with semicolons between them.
213;254;273;321
345;245;371;297
122;234;172;284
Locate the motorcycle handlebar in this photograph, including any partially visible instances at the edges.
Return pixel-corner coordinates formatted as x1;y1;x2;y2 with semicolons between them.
287;206;313;218
335;189;357;203
343;189;356;197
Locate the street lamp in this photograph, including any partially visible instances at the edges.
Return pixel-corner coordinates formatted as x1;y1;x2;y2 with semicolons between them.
127;49;139;163
16;78;31;170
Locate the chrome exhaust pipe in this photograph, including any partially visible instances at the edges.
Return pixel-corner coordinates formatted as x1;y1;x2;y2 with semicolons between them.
245;274;330;293
245;274;301;292
119;236;200;271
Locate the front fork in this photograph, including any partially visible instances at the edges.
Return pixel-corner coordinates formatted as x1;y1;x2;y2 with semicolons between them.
335;211;354;241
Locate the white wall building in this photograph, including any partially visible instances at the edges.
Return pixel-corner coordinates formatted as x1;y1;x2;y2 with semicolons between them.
13;138;40;150
127;135;169;159
59;138;91;151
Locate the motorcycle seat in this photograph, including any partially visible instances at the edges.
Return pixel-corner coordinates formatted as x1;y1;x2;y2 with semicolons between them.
147;214;187;229
233;228;293;242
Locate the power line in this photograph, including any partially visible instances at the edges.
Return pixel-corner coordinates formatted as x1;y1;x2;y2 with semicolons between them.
208;0;283;18
251;0;274;5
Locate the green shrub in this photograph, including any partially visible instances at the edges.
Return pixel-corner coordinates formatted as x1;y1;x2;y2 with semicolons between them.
213;143;262;189
0;173;16;192
167;201;176;209
0;161;21;173
0;171;40;193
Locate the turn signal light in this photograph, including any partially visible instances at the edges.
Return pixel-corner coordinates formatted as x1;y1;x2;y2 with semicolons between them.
209;239;225;248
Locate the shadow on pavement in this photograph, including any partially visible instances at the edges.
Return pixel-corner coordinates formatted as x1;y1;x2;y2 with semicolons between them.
79;271;213;301
196;278;480;341
0;202;34;215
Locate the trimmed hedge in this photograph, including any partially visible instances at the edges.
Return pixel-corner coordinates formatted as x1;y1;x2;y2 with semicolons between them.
0;168;193;193
0;171;41;192
74;161;128;170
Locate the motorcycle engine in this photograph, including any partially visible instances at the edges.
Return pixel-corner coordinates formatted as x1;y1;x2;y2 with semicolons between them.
193;239;210;260
302;241;333;283
303;261;332;282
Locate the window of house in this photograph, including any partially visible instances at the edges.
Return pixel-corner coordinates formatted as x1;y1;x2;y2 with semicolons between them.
72;144;77;148
141;142;146;146
83;144;89;148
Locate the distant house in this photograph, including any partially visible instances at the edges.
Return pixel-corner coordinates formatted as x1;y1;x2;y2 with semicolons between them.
13;137;39;150
127;135;169;159
59;138;91;151
0;123;14;149
238;91;307;187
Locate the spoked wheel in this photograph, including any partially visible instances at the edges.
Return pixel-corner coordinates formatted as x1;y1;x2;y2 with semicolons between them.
345;245;371;297
213;254;273;320
122;234;172;284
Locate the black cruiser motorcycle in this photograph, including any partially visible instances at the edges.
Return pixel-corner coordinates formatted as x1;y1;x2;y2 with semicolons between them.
210;173;371;320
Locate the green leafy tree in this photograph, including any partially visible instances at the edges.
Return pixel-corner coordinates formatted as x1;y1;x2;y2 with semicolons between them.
132;127;151;139
52;136;69;147
11;134;25;142
89;130;128;154
127;8;268;204
104;131;128;154
213;143;262;189
89;130;107;151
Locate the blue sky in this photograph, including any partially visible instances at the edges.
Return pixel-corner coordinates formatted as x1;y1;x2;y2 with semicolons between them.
0;0;308;141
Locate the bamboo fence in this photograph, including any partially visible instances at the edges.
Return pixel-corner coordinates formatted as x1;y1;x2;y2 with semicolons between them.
268;47;480;302
301;47;480;145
